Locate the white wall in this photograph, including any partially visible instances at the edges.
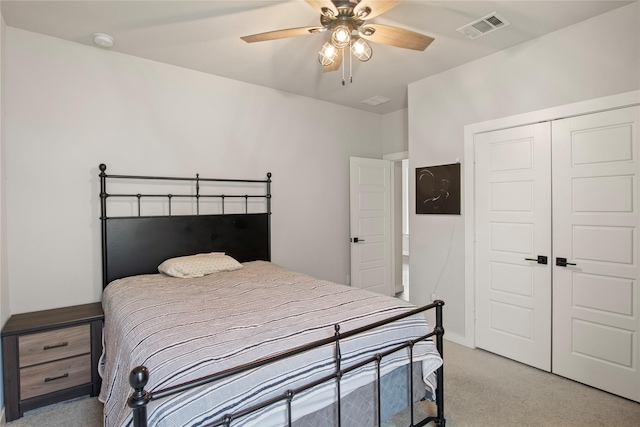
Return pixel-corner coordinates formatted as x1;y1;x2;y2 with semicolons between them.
0;9;7;417
408;3;640;341
381;108;408;155
4;28;384;314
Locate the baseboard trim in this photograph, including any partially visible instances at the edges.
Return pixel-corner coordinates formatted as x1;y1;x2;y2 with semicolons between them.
444;332;474;349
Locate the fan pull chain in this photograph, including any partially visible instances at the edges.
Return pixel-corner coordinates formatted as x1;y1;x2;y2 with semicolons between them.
342;48;345;86
349;39;353;83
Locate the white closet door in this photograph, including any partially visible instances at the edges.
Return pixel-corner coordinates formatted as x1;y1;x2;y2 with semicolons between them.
475;123;552;371
552;106;640;402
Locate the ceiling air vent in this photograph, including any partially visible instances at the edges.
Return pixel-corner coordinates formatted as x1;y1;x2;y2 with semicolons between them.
457;12;510;40
362;95;390;106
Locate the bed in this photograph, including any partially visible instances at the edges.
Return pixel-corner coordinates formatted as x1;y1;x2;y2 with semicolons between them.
97;164;445;427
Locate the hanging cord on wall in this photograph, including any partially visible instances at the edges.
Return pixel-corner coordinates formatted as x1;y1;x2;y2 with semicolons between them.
431;217;457;298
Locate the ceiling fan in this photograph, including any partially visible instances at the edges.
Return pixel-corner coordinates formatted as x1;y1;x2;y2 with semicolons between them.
241;0;434;84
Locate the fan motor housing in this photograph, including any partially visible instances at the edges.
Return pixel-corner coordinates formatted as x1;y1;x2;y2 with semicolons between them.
320;3;364;33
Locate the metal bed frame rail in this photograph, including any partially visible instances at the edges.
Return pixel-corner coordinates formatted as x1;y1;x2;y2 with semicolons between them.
127;300;445;427
99;163;272;218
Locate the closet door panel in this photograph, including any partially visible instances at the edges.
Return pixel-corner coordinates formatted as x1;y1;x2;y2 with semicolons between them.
475;123;552;371
552;106;640;402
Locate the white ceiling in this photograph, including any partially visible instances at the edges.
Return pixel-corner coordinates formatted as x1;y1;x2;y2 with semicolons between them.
1;0;635;114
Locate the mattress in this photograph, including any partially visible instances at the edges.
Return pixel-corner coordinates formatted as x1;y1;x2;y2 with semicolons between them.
99;261;442;427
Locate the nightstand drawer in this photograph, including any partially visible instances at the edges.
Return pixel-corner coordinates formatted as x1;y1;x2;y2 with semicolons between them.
20;354;91;400
19;324;90;367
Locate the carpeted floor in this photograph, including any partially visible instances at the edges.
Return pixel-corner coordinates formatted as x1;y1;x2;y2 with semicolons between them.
384;340;640;426
6;395;102;427
8;340;640;426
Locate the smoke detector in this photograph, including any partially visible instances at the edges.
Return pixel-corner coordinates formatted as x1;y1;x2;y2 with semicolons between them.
93;33;114;48
457;13;510;40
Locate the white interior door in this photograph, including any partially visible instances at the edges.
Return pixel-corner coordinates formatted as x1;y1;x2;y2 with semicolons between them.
552;106;640;402
475;123;552;371
349;157;392;295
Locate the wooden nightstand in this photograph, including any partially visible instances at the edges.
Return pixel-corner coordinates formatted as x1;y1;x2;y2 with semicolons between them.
1;302;103;421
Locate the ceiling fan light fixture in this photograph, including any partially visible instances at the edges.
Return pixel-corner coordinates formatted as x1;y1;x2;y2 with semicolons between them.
331;25;351;48
356;6;372;19
320;7;335;19
318;41;338;66
359;26;376;37
241;1;435;86
351;38;372;62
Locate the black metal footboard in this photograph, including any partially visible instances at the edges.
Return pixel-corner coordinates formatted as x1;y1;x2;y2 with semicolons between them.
127;300;445;427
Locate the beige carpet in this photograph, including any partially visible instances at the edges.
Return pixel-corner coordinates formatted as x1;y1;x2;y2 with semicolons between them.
385;340;640;426
8;340;640;426
6;395;102;427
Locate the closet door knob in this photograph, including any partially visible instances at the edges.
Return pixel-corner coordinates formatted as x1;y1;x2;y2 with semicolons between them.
525;255;548;265
556;257;577;267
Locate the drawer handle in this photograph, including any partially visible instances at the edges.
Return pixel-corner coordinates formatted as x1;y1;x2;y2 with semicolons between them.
44;373;69;382
43;342;68;350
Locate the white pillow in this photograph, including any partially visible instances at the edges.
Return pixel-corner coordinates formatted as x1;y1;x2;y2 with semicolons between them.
158;253;243;278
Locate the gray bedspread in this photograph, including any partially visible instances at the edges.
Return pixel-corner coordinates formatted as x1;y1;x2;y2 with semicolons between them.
99;261;442;427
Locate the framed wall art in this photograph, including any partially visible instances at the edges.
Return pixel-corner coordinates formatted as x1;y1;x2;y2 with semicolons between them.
416;163;461;214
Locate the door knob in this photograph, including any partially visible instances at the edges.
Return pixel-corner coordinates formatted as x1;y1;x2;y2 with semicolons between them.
556;257;577;267
525;255;548;265
352;237;365;243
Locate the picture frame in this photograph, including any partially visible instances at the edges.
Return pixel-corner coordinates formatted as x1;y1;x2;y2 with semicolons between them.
416;163;461;214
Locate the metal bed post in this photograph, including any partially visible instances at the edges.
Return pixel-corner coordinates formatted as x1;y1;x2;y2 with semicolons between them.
435;300;445;427
99;164;109;289
409;341;415;426
415;299;445;427
128;366;150;427
266;172;272;261
334;324;342;427
375;354;382;426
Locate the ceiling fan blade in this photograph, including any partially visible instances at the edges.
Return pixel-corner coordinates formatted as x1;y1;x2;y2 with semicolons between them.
354;0;401;20
360;24;434;51
324;49;343;72
241;26;324;43
305;0;338;17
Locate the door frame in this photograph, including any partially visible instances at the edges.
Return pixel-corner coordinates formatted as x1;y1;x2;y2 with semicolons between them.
383;151;409;296
462;90;640;349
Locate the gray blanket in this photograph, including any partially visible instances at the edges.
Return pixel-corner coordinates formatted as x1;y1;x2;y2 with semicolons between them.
99;261;442;427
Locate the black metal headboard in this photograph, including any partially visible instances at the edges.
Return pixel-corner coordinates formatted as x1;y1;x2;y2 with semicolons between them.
99;164;271;288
